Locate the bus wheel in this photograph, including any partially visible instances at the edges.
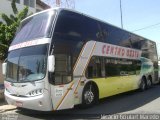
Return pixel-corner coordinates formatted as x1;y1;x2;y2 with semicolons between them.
140;77;147;91
82;83;98;107
147;76;152;89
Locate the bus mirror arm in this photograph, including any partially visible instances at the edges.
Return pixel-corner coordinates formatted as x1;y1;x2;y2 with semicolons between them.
48;55;55;72
2;62;7;75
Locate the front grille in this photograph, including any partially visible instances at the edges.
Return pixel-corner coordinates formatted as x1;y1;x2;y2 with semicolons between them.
10;94;28;98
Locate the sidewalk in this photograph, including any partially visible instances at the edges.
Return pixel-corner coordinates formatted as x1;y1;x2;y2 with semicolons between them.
0;104;17;113
0;98;6;106
0;85;17;113
0;83;4;100
0;90;5;106
0;95;17;113
0;100;17;113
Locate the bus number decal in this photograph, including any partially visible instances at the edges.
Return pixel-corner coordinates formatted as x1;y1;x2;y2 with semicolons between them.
55;88;64;97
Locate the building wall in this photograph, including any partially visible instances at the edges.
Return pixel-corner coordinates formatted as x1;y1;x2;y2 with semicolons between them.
0;0;36;22
0;60;4;84
36;4;44;12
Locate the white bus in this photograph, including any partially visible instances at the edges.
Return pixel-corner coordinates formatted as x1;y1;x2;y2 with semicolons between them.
2;8;159;111
158;61;160;81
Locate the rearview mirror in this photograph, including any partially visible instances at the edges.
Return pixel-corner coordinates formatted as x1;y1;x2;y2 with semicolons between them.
2;63;7;75
48;55;55;72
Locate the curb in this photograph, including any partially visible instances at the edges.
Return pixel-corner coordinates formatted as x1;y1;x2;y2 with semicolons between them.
0;91;4;100
0;105;17;113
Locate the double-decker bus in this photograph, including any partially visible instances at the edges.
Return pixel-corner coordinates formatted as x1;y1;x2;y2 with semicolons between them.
2;8;158;111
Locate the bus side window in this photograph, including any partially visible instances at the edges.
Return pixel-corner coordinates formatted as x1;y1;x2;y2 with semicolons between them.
86;57;103;79
101;58;105;77
87;66;93;78
95;57;101;78
86;57;95;79
105;58;121;77
54;54;72;85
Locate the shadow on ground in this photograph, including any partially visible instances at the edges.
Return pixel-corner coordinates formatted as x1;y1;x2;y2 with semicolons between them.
0;97;6;106
16;85;160;119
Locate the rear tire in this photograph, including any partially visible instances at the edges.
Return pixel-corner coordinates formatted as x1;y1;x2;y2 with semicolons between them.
82;83;98;107
147;77;152;89
140;77;147;91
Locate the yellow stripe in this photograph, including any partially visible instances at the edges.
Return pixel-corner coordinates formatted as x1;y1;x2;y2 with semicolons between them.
73;43;86;72
55;82;74;110
74;42;97;93
74;77;82;94
82;42;96;75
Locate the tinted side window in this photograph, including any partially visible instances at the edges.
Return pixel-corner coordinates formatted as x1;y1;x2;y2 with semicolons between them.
86;57;103;78
53;10;85;66
141;40;158;62
105;58;141;77
54;54;72;85
52;10;100;67
97;23;132;48
86;57;141;79
83;17;100;42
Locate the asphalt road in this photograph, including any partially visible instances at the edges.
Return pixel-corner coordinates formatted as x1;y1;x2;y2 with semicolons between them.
1;85;160;120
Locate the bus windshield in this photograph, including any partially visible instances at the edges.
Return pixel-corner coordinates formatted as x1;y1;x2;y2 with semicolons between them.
11;10;55;45
6;44;48;82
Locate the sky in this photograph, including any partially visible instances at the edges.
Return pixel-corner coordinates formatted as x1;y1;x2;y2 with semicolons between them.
43;0;160;56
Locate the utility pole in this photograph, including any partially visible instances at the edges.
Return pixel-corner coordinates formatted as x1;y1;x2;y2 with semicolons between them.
120;0;123;29
56;0;75;9
56;0;60;7
44;0;75;9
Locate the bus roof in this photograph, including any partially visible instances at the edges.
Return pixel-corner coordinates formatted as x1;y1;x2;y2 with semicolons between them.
22;7;156;44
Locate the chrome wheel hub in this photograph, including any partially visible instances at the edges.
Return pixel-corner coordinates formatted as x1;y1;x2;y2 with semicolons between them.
84;90;94;104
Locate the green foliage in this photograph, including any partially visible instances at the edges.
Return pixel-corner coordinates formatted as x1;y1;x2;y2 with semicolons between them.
11;0;18;14
0;0;30;60
17;7;29;21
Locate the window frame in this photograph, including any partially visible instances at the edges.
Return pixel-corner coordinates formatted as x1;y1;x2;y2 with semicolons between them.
50;54;73;85
24;0;35;8
8;0;20;4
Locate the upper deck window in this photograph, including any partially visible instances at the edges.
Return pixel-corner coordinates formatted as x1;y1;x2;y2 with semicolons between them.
11;10;55;45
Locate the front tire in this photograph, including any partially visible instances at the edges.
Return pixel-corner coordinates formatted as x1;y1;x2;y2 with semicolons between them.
82;83;98;107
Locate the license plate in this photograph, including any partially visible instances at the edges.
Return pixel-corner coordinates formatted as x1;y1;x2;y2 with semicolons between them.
16;101;23;107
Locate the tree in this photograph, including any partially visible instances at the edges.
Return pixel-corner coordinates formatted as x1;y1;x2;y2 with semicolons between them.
0;0;29;60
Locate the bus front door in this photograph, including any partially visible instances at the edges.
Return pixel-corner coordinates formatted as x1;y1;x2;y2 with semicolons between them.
49;54;74;110
50;81;74;110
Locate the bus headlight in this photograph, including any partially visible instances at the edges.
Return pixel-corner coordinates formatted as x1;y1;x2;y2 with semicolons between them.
26;89;43;97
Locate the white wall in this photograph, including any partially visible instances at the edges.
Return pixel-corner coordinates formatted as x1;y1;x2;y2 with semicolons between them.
0;0;36;22
0;60;4;84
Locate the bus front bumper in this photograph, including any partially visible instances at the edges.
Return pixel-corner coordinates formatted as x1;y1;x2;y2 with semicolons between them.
4;90;53;111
